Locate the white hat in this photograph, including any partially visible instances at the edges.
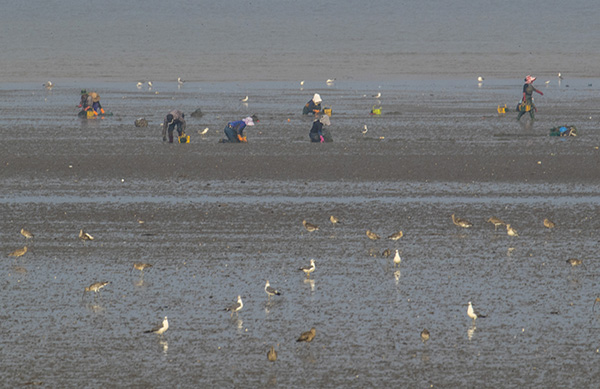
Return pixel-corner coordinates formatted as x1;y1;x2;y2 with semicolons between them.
313;93;322;104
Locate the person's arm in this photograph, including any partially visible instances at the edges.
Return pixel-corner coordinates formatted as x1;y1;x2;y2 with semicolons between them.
533;87;543;96
162;117;167;140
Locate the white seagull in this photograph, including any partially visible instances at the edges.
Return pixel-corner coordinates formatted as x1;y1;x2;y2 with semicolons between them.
177;77;184;85
299;259;316;278
362;125;368;134
300;80;305;86
225;295;243;316
558;72;563;80
144;316;169;335
373;92;381;98
467;301;486;321
326;78;336;85
147;81;153;88
393;250;401;267
43;81;53;89
264;280;281;299
477;76;484;82
136;82;143;88
198;127;209;135
240;96;249;102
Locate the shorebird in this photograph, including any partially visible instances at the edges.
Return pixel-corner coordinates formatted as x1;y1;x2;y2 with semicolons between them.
302;220;319;232
147;81;153;88
366;230;380;240
83;281;109;299
299;259;316;278
177;77;184;85
136;82;143;88
566;258;583;267
79;229;94;241
558;72;563;80
329;215;341;224
267;346;278;362
477;76;484;82
199;127;209;135
300;80;305;86
381;249;392;258
506;224;519;237
240;96;249;102
264;280;281;299
20;228;34;239
132;262;152;274
373;92;381;98
452;214;473;228
467;301;486;321
387;231;403;240
487;217;505;231
43;81;53;89
326;78;336;85
144;316;169;335
8;246;27;257
362;125;368;134
393;249;401;267
297;327;316;343
225;295;243;316
543;218;556;229
545;80;551;85
421;329;430;344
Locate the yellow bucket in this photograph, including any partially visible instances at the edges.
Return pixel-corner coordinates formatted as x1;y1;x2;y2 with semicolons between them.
178;134;190;143
371;106;381;115
323;108;332;116
86;110;95;119
497;104;507;114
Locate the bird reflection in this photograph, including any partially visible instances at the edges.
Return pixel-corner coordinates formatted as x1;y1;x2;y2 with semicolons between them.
304;278;315;291
235;319;244;331
159;339;169;354
135;278;146;287
467;324;476;340
85;302;104;313
394;270;401;284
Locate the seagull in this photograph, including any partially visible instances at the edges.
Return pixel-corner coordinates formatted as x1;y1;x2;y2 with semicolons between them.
329;215;341;224
387;231;403;240
297;327;316;343
366;230;380;240
136;82;143;88
267;346;278;362
393;250;401;267
198;127;209;135
132;262;152;273
147;81;153;88
326;78;335;85
177;77;184;85
225;295;243;316
43;81;53;89
299;259;316;278
477;76;484;82
558;72;563;80
420;329;430;344
79;229;94;241
362;125;368;134
487;217;505;231
506;224;519;237
8;246;27;257
82;281;109;299
543;218;556;229
300;80;305;86
264;280;281;299
144;316;169;335
20;228;34;239
240;96;249;102
467;301;486;321
452;214;473;228
373;92;381;98
545;80;551;85
302;220;319;232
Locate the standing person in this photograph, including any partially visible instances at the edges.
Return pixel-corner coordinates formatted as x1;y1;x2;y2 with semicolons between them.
78;89;92;111
303;93;322;115
517;75;543;121
220;115;259;143
309;115;332;142
162;109;186;143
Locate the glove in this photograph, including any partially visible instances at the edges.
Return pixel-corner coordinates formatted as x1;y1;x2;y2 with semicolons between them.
241;136;247;143
537;91;544;96
100;108;105;114
237;134;244;142
320;135;324;143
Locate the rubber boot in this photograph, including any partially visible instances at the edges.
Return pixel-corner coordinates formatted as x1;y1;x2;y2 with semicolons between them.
169;134;174;143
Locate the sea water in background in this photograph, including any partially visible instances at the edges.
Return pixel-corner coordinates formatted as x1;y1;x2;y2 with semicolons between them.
1;0;599;81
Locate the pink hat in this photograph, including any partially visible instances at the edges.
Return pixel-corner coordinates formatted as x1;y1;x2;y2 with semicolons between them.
525;75;536;84
242;116;254;126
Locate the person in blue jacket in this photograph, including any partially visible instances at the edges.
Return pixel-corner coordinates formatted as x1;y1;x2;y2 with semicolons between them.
309;115;331;142
303;93;322;115
220;115;259;143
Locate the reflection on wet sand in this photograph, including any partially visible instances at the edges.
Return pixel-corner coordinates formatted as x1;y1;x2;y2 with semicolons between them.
468;324;476;341
159;339;168;354
303;278;315;291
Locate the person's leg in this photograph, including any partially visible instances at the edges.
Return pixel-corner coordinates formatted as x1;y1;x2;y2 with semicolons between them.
176;123;183;137
168;124;175;143
224;127;239;142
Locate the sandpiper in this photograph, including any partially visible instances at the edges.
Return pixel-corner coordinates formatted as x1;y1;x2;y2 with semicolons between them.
543;218;556;229
373;92;381;98
43;81;53;89
136;82;143;88
366;230;380;240
452;214;473;228
267;346;277;362
225;295;243;317
421;329;430;343
387;231;403;240
79;229;94;241
177;77;184;85
20;228;34;239
467;301;486;321
566;258;583;267
393;250;401;267
299;259;316;278
133;262;153;273
264;280;281;299
8;246;28;257
381;249;392;258
297;327;316;343
145;316;169;335
506;224;518;237
362;125;368;134
326;78;335;85
302;220;319;232
83;281;109;299
487;217;505;231
329;215;341;224
240;96;249;102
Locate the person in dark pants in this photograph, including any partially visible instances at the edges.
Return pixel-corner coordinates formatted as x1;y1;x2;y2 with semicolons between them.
220;115;259;143
517;75;543;121
162;110;186;143
309;115;331;142
303;93;322;115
